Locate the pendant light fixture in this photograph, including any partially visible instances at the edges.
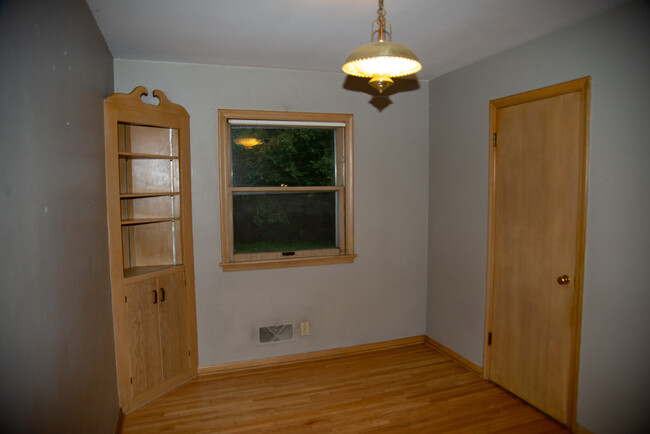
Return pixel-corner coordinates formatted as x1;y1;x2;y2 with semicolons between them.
342;0;422;93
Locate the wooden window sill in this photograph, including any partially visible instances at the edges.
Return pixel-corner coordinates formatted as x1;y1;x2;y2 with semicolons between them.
220;254;357;272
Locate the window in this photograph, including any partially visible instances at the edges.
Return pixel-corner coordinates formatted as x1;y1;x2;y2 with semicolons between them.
218;110;355;271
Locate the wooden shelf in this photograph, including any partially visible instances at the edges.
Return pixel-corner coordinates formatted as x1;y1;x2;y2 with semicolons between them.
123;264;182;279
118;152;179;160
120;192;179;199
121;217;180;226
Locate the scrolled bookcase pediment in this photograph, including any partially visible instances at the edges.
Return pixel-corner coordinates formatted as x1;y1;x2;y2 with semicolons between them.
105;86;189;118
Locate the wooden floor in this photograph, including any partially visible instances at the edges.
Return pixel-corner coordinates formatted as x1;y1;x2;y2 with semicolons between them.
123;343;569;433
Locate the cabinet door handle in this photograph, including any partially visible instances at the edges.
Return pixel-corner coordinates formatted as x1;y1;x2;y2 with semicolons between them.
160;287;166;302
153;289;158;304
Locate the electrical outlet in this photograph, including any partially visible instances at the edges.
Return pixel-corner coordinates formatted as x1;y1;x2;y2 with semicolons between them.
300;321;310;336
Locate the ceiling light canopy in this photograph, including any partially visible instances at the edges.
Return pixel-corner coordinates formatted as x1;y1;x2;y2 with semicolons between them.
342;0;421;93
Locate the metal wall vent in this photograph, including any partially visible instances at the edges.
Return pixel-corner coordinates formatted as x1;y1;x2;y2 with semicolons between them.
258;323;293;344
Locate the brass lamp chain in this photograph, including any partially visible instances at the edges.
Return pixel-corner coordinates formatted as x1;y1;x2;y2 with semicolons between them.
372;0;392;42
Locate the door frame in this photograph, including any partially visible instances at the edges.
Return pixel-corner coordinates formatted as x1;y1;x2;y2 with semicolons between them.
483;77;591;429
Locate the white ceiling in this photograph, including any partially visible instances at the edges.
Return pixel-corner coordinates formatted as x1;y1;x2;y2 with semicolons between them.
86;0;627;81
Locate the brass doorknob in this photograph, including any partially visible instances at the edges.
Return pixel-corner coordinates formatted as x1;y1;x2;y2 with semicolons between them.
557;275;570;285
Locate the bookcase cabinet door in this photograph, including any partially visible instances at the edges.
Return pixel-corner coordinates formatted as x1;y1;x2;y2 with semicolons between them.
158;271;190;380
125;278;163;397
125;271;190;399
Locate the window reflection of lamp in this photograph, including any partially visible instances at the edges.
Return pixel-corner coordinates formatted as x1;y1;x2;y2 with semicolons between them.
234;138;262;148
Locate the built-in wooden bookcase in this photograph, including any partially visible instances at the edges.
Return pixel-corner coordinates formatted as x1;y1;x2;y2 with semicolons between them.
104;87;197;412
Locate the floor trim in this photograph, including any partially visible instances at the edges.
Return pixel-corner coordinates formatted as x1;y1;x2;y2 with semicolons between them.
424;336;483;376
574;424;594;434
198;335;426;375
114;408;125;434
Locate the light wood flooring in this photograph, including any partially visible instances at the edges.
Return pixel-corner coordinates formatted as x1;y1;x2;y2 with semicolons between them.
123;343;569;433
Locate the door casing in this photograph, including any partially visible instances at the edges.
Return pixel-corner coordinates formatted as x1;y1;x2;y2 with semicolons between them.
483;77;590;429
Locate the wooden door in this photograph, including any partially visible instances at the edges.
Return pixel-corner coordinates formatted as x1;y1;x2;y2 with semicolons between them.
125;278;163;397
158;271;190;380
485;78;590;426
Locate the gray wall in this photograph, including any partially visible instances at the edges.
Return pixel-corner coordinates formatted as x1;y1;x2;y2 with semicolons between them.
0;0;118;432
426;1;650;432
114;61;430;366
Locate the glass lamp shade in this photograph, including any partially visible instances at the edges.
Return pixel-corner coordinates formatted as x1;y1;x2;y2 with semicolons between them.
342;41;422;78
